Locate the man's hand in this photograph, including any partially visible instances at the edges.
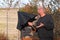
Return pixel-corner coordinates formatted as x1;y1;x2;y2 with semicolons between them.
36;23;44;28
28;22;33;26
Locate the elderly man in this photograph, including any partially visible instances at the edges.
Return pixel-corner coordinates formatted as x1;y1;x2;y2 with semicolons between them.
28;5;54;40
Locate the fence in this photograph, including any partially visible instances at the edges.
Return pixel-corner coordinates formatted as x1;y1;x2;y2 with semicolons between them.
0;8;21;40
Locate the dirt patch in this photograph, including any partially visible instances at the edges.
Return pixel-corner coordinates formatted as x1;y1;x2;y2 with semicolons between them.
0;33;8;40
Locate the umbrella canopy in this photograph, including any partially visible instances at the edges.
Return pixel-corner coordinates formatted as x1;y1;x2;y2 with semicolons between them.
17;11;37;30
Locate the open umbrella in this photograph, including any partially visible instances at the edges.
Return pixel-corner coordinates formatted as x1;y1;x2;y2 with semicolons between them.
17;11;37;30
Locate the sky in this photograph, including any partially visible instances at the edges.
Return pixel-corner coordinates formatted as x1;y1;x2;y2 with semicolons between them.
21;0;30;4
0;0;52;8
0;0;51;8
0;0;59;8
0;0;30;8
20;0;31;7
20;0;50;7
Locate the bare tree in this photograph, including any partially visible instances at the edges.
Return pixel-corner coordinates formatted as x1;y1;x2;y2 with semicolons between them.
0;0;21;8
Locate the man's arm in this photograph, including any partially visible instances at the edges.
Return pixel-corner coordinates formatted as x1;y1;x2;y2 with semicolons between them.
28;22;44;28
36;23;44;28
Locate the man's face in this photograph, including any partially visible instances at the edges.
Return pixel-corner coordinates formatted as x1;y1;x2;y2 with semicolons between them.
37;7;44;15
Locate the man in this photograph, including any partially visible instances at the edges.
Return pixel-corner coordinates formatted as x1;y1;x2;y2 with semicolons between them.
28;6;54;40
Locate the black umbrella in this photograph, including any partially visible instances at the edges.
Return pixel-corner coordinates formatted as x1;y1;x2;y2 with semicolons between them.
17;11;37;30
